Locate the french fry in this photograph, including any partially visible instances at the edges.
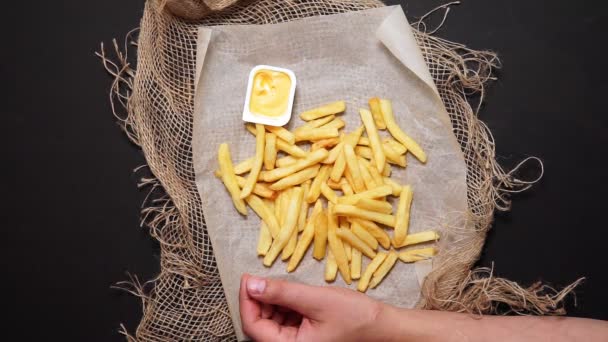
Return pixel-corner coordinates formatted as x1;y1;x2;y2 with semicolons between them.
340;179;354;195
217;143;248;215
264;133;277;170
359;108;385;173
276;155;298;168
322;141;344;164
354;197;392;214
383;177;402;196
350;218;391;249
325;249;338;282
351;221;379;250
320;182;338;204
381;162;391;177
398;247;437;263
288;201;323;272
334;204;396;227
266;125;296;145
245;194;281;239
300;101;346;121
240;124;265;199
369;250;398;289
261;148;328;182
367;163;384;187
257;221;272;256
313;209;328;260
336;227;376;258
350;248;362;280
295;127;340;142
298;181;311;232
300;115;335;129
307;165;331;203
383;138;407;155
393;230;439;248
337;185;392;205
327;204;351;284
343;167;356;192
329;148;347;182
270;164;320;191
277;139;308;158
358;136;370;146
327;178;343;190
357;157;377;190
282;184;300;261
368;97;387;129
339;217;352;261
344;125;365;146
311;137;340;151
382;142;407;167
343;144;366;192
393;185;413;245
357;252;387;292
245;123;257;136
263;187;303;266
380;99;427;163
234;157;254;175
223;176;275;199
355;146;373;160
319;117;346;131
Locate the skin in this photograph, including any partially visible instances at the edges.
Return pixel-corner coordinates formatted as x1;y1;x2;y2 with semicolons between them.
240;274;608;342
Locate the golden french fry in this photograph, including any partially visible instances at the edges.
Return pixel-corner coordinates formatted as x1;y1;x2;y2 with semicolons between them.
288;201;323;272
354;197;392;214
357;252;387;292
367;163;384;187
300;101;346;121
275;189;286;226
340;179;354;195
355;146;373;160
264;133;277;170
329;148;347;182
334;204;396;227
393;230;440;248
351;221;378;250
261;148;328;182
343;167;356;192
298;181;311;232
344;125;365;147
382;142;407;167
337;185;392;205
311;137;340;151
257;221;272;256
266;125;296;145
263;187;303;266
370;250;398;289
336;227;376;259
231;176;276;199
245;123;257;135
313;209;328;260
349;218;391;249
327;178;343;190
357;157;377;190
277;139;308;158
343;144;366;192
350;248;362;280
381;162;391;177
327;204;351;284
295;127;339;142
325;249;338;282
383;138;407;155
383;177;402;196
276;155;298;168
218;143;248;215
300;115;335;129
320;182;338;204
245;194;280;239
234;157;254;175
307;164;331;203
322;141;344;164
282;225;298;260
319;117;346;131
368;97;387;129
358;136;370;146
380;99;427;163
339;217;352;261
359;108;385;173
270;164;320;191
398;247;438;263
240;124;265;198
393;185;413;245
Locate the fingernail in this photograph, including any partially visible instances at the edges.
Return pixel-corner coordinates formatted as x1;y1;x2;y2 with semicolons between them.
246;276;266;295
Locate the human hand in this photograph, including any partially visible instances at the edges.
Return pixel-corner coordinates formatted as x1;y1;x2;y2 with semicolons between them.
239;273;389;342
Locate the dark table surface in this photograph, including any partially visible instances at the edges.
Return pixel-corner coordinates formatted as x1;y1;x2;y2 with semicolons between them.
3;0;607;340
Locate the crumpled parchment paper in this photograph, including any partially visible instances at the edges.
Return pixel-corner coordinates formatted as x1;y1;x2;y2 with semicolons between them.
192;6;468;340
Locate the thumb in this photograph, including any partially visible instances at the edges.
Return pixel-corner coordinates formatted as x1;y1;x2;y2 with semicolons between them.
245;275;327;318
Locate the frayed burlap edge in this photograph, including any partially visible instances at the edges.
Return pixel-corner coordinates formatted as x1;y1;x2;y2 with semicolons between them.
97;1;583;340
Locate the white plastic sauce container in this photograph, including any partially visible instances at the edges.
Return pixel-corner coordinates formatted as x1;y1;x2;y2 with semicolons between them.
242;65;296;127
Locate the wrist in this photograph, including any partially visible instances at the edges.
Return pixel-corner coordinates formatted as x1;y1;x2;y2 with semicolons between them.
367;306;445;342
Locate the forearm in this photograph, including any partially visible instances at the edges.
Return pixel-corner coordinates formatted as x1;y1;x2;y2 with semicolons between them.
373;305;608;342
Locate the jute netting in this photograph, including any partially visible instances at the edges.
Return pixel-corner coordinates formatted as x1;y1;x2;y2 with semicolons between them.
99;0;580;340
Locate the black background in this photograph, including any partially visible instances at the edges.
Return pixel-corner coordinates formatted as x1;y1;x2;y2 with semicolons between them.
3;0;607;340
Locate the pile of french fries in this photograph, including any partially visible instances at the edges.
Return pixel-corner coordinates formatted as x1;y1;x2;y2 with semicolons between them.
216;98;439;292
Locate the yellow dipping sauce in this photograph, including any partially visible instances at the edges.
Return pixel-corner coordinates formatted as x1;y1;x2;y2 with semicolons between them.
249;69;292;117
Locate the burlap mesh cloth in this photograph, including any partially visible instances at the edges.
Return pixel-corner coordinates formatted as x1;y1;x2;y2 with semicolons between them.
98;0;581;340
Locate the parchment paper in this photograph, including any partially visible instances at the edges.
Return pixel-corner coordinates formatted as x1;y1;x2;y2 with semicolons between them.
193;6;468;340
